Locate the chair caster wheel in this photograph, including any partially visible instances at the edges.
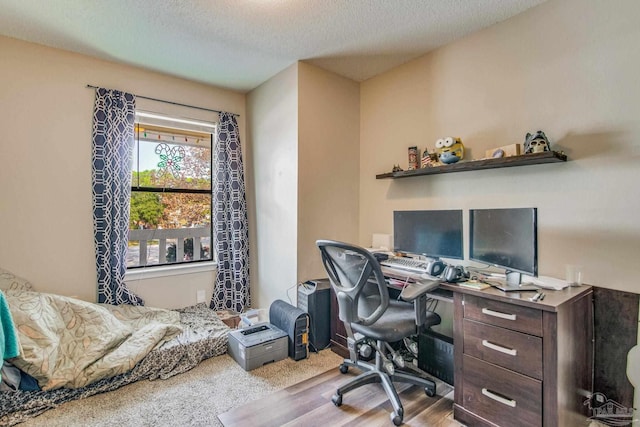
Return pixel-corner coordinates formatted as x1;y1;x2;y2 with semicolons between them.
391;412;403;426
425;385;436;397
339;364;349;374
331;393;343;406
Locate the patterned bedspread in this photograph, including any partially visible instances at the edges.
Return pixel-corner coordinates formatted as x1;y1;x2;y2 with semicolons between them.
7;290;184;391
0;303;230;426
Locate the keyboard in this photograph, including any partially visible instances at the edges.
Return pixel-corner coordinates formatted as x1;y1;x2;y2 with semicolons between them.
380;257;429;274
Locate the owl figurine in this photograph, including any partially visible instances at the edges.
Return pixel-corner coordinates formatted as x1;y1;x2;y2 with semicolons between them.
524;131;551;154
436;137;465;164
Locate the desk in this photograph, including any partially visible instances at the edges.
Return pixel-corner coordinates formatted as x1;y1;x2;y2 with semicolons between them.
330;265;593;425
443;282;593;427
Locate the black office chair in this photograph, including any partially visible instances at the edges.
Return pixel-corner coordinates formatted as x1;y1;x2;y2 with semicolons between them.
316;240;441;426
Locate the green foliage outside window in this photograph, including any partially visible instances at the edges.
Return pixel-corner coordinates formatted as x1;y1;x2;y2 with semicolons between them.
130;192;163;228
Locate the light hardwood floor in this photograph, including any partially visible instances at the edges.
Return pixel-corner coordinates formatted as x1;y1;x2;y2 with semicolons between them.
218;366;464;426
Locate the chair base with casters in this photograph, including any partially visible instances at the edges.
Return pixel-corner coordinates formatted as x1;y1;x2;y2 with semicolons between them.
331;326;440;426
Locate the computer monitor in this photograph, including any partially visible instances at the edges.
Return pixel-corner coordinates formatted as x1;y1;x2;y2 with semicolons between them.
393;210;463;260
469;207;538;287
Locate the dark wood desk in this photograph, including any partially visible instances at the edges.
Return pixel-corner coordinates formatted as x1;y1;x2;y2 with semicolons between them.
329;277;635;426
442;283;593;427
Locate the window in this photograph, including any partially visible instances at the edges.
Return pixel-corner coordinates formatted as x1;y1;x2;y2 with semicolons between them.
127;111;215;268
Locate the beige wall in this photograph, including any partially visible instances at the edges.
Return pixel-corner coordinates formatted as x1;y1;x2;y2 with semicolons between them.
0;36;245;307
246;62;360;309
297;62;360;283
246;64;299;309
359;0;640;294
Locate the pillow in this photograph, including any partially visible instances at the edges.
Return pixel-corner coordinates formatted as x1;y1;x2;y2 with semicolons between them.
0;267;34;292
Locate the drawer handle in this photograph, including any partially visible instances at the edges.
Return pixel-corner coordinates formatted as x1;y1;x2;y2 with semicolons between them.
482;340;517;356
482;308;516;321
482;388;517;408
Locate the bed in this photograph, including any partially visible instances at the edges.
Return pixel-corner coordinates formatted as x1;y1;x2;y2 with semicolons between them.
0;267;231;426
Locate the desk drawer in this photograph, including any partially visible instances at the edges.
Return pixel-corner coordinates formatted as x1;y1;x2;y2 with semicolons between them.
464;295;542;336
462;354;542;427
463;319;543;380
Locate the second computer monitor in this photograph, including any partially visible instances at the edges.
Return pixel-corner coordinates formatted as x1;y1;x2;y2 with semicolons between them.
393;210;463;259
469;207;538;285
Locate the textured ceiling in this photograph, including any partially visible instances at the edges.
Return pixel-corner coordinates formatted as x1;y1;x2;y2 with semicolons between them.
0;0;546;92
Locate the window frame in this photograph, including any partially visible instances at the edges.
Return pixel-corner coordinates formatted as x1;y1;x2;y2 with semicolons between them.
126;111;216;272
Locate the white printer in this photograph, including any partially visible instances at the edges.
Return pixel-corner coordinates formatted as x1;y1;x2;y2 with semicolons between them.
227;323;288;371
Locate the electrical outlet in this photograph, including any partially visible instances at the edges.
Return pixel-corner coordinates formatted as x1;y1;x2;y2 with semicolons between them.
196;289;206;303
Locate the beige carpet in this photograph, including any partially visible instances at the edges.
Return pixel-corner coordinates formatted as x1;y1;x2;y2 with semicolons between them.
19;350;343;427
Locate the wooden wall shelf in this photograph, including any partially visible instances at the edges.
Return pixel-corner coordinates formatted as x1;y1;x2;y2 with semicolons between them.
376;151;567;179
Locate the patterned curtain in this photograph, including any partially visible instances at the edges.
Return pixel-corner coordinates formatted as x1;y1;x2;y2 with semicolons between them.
210;112;250;312
92;88;144;305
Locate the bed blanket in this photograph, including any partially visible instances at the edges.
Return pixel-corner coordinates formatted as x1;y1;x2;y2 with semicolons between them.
5;290;183;390
0;303;229;426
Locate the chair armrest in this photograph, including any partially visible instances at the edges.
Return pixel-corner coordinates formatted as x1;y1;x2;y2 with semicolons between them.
399;279;441;302
399;279;442;328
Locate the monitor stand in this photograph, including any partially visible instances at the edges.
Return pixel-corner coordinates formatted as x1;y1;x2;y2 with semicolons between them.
494;271;539;293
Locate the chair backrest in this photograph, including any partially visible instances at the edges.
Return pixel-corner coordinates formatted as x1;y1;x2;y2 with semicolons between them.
316;240;389;327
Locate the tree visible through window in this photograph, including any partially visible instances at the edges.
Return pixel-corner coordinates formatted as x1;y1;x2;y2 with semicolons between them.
127;113;214;268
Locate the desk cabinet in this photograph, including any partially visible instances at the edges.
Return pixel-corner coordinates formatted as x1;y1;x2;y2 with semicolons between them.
447;285;593;427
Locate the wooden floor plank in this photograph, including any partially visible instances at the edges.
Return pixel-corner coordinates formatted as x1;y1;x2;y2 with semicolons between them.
219;366;462;427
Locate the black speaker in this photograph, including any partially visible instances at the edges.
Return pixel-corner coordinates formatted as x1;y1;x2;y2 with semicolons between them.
426;260;446;276
443;265;469;283
297;279;331;351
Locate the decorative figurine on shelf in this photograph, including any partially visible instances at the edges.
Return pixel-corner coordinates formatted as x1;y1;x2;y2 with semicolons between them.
524;130;551;154
421;147;434;168
392;164;404;172
436;136;465;164
408;146;419;170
